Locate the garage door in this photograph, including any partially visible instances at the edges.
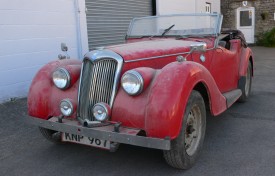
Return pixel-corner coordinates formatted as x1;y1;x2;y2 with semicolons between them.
86;0;153;50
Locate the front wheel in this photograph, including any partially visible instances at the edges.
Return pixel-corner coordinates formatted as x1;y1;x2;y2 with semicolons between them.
163;90;206;169
239;62;252;102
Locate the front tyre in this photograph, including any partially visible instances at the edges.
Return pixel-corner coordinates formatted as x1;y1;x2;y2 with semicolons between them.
163;90;206;169
239;62;252;102
39;127;62;144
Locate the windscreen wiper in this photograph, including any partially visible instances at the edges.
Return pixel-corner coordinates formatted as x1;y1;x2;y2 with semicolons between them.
129;24;176;40
161;24;175;37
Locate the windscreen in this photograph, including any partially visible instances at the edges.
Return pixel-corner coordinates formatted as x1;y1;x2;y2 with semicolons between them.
128;14;222;37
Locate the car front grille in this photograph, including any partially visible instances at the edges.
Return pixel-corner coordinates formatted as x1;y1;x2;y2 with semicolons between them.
77;58;118;121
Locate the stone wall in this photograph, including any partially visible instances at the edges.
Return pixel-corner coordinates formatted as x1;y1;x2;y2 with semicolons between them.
221;0;275;41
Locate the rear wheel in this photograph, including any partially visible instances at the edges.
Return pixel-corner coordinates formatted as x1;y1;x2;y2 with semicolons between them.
163;90;206;169
239;62;252;102
39;127;62;144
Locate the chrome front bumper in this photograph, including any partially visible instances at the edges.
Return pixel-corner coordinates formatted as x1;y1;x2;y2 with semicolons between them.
28;116;171;150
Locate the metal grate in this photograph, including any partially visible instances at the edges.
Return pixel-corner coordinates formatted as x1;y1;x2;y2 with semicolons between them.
85;0;153;50
78;59;118;121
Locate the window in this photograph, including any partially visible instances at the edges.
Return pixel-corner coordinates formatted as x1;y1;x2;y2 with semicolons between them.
240;10;252;26
206;3;211;13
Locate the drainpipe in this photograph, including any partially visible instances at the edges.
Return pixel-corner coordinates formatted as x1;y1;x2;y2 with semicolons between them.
156;0;160;15
74;0;83;59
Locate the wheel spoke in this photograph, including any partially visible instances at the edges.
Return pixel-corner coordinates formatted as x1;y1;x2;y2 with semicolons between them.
163;91;206;169
185;105;202;156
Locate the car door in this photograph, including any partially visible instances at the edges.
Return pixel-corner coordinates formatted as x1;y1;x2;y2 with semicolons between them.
210;40;242;93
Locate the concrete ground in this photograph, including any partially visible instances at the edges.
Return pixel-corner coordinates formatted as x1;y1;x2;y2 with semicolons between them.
0;47;274;176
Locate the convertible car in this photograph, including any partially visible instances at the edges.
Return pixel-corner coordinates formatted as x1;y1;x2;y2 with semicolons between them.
28;13;253;169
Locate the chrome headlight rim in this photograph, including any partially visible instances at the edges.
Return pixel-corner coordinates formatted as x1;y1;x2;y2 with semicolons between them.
121;70;144;96
52;67;71;90
60;99;74;117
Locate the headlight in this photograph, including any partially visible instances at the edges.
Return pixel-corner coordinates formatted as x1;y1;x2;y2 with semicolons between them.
52;68;70;89
121;70;143;96
60;99;74;116
92;103;110;122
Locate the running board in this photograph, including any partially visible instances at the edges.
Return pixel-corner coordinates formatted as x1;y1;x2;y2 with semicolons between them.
222;89;242;108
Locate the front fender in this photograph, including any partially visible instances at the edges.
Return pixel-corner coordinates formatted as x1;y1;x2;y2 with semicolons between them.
112;61;227;139
28;59;81;119
239;47;254;76
145;61;227;139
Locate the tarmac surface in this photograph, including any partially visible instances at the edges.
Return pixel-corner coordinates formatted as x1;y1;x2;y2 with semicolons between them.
0;47;275;176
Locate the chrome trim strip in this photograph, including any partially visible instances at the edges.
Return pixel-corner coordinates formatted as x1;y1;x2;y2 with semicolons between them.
218;15;223;35
124;52;190;63
28;116;171;150
77;63;84;117
84;49;123;64
214;15;224;48
124;48;215;63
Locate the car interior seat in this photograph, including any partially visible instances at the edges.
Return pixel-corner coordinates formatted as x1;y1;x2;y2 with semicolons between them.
218;41;227;48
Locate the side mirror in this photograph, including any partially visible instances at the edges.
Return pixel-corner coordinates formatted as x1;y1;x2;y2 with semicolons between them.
190;43;207;53
177;42;207;63
190;43;207;63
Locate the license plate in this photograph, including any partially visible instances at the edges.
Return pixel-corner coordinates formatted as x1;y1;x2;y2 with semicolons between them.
62;133;110;150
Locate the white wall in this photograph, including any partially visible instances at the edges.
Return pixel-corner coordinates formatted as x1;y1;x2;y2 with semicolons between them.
156;0;220;15
195;0;220;13
156;0;196;15
0;0;88;103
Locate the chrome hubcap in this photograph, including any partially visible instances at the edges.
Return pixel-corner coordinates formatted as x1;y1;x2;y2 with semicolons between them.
185;105;202;156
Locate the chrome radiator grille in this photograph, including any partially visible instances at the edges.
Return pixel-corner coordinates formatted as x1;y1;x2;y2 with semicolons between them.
78;58;118;121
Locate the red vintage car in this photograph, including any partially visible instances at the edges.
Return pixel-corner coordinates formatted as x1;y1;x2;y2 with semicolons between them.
28;13;253;169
